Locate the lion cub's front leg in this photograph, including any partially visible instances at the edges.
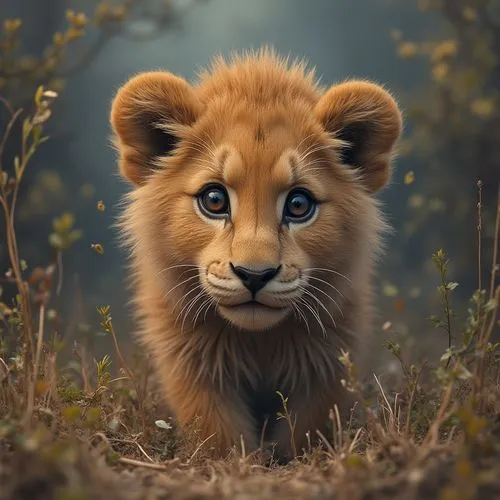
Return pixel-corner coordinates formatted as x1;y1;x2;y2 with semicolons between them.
160;370;259;456
271;381;356;460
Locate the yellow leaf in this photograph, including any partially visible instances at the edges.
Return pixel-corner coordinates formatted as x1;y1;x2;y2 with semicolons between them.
431;40;457;62
91;243;104;255
463;7;477;21
471;98;494;117
404;171;415;185
408;194;424;209
3;19;22;34
80;183;95;199
62;406;81;423
383;283;399;297
398;42;419;59
52;32;65;46
432;62;449;82
345;453;367;468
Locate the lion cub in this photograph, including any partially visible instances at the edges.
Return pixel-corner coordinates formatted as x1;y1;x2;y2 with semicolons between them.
110;48;402;458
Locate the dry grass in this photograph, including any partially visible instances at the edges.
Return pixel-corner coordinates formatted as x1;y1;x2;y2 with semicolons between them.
1;88;500;500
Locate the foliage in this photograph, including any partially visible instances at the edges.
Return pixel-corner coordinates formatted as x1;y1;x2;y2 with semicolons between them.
0;83;500;499
0;1;178;105
0;2;500;498
0;0;183;278
378;0;500;340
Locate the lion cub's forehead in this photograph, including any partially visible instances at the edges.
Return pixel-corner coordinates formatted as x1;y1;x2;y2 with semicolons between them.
215;144;297;190
214;121;299;188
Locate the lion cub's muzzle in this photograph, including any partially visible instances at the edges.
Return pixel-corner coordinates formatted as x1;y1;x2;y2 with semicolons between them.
229;263;281;297
203;261;301;331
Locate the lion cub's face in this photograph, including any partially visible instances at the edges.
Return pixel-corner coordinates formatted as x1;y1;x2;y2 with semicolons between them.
110;51;402;332
184;120;328;331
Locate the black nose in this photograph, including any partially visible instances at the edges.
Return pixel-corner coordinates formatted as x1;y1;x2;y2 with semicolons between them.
230;264;281;296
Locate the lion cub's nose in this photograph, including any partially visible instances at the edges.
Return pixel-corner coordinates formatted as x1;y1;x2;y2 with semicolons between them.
230;264;281;296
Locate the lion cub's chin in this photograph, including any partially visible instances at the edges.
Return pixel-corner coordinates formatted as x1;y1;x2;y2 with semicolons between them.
217;303;291;331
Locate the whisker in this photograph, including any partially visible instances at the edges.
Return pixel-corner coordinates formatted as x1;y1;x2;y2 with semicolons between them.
297;296;326;336
303;280;344;318
298;286;337;329
184;288;209;322
291;301;310;335
158;264;203;276
172;283;205;314
178;290;206;333
192;295;215;326
304;267;352;284
163;274;199;299
306;275;345;299
204;297;220;322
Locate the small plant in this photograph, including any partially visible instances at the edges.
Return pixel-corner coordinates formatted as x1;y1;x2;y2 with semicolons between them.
276;390;297;458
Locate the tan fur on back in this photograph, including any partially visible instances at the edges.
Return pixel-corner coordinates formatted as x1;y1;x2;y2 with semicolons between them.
110;47;403;458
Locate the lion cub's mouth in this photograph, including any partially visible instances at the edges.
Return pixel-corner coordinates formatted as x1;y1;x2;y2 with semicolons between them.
217;300;291;331
223;300;285;311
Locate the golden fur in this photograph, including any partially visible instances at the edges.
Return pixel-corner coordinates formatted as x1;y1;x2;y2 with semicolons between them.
110;48;403;458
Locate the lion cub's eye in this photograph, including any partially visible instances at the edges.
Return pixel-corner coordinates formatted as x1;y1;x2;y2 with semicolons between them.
197;183;230;218
283;188;317;224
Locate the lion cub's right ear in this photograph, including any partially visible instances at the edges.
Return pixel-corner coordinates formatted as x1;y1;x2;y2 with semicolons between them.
110;71;202;186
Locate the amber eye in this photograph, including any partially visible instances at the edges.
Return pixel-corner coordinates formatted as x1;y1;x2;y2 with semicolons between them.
197;184;230;218
283;188;317;224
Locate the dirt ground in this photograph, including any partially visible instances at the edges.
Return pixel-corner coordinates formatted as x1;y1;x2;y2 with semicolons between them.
2;433;500;500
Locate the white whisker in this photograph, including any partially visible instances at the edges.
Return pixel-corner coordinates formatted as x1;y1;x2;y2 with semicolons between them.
298;286;337;329
304;267;352;284
297;296;326;336
163;274;199;299
179;290;206;333
290;301;310;335
192;296;213;326
303;280;344;318
172;283;205;314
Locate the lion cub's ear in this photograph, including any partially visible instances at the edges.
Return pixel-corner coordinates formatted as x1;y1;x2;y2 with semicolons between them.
110;71;202;186
314;81;403;193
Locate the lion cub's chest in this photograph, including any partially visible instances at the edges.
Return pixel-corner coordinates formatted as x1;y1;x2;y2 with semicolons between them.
243;380;285;438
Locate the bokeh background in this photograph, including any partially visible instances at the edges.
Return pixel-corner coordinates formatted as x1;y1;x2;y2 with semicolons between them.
1;0;499;369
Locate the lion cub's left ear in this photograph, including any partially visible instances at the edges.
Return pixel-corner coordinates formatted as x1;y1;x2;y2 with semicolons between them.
314;81;403;193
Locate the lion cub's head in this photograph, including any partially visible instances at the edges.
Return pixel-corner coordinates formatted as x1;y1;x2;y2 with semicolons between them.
111;49;402;332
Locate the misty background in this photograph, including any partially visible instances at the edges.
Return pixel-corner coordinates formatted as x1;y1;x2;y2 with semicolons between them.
1;0;497;365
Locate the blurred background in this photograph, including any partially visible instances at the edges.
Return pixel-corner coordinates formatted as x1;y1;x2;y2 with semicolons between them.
0;0;498;369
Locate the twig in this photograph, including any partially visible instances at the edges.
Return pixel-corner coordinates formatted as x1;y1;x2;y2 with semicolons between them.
56;251;63;297
315;429;335;456
240;433;246;460
259;416;269;454
187;432;216;464
489;185;500;301
477;180;483;295
0;95;14;115
423;367;456;446
347;427;364;454
0;108;22;169
24;302;45;426
118;457;168;471
135;441;154;463
405;361;426;436
0;357;16;397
